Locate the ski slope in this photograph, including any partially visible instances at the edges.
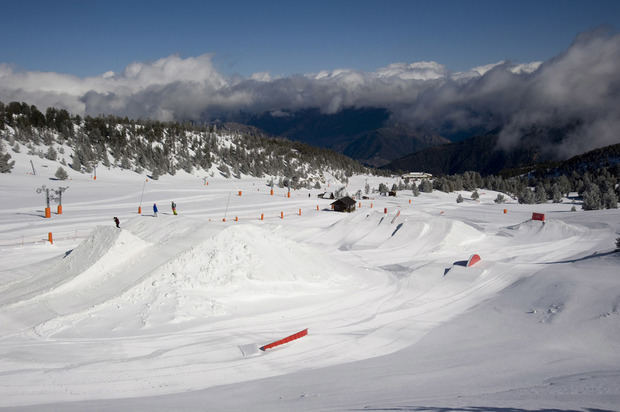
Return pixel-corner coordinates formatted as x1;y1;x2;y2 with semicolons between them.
0;159;619;411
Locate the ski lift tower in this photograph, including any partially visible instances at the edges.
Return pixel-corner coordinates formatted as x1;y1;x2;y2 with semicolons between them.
36;185;51;218
52;186;69;214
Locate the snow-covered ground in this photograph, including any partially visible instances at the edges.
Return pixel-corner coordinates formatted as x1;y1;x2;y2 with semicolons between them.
1;156;619;411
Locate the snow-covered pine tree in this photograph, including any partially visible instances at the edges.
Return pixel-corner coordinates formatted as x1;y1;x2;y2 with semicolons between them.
55;167;68;180
0;142;15;173
582;184;602;210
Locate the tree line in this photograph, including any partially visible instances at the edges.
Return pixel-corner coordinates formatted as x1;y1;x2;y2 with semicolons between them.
0;100;381;187
371;168;619;211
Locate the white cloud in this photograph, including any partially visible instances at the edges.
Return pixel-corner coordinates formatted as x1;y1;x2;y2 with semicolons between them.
1;29;619;159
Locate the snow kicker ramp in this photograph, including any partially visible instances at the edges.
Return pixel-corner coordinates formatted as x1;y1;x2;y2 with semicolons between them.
315;209;486;264
32;223;358;337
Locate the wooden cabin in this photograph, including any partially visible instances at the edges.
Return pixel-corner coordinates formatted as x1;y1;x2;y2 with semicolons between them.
331;196;356;213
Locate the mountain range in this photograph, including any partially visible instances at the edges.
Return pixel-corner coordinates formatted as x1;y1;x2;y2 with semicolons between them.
240;105;619;176
243;107;449;167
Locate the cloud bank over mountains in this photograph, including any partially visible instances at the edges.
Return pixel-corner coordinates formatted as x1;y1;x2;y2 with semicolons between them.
1;30;619;158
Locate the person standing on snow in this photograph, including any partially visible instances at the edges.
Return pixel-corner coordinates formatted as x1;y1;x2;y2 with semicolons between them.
113;217;120;228
171;201;177;215
153;203;158;217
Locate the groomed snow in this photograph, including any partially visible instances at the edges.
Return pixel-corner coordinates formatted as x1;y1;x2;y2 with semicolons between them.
0;157;619;411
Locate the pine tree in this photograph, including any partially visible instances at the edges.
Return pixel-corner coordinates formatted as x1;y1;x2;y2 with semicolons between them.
456;194;464;203
552;184;563;203
494;194;505;204
471;190;479;200
0;144;15;173
412;183;420;197
534;182;547;203
70;151;82;171
419;179;433;193
45;146;58;161
519;188;535;204
119;154;131;169
582;184;602;210
218;164;231;178
602;188;618;209
55;166;68;180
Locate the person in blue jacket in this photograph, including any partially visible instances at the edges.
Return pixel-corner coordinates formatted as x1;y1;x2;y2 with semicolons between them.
153;203;158;217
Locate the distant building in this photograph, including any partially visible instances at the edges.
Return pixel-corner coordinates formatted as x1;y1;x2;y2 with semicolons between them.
402;172;432;181
331;196;356;213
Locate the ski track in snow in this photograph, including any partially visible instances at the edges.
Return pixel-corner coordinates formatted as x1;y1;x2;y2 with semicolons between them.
0;167;619;409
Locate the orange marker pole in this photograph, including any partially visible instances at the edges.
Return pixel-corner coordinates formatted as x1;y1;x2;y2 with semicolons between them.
48;232;53;244
384;208;387;214
298;208;302;216
503;209;507;214
261;213;264;220
287;192;291;198
222;217;226;222
370;202;373;208
409;199;411;204
280;211;284;219
270;189;274;196
316;205;319;211
57;205;63;215
238;191;242;196
138;206;142;214
45;207;51;218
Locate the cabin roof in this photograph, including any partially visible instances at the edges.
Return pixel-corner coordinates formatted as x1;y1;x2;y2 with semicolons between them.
331;196;356;207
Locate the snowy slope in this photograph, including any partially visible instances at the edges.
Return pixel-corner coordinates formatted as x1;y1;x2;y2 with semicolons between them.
0;159;619;411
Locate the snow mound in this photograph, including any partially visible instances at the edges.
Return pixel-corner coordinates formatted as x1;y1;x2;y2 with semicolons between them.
48;226;151;295
321;210;485;254
2;226;151;307
499;219;585;242
154;224;352;292
35;224;356;335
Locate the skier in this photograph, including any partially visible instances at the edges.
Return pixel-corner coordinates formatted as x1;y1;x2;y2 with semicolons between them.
113;216;120;228
171;200;177;215
153;203;158;217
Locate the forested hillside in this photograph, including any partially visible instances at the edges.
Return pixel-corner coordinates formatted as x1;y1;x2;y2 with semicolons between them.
0;101;379;186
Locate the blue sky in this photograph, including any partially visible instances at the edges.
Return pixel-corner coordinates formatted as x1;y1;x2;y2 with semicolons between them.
3;0;620;77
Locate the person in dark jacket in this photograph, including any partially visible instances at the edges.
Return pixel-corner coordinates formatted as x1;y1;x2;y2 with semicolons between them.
153;203;158;217
171;201;177;215
113;216;120;228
